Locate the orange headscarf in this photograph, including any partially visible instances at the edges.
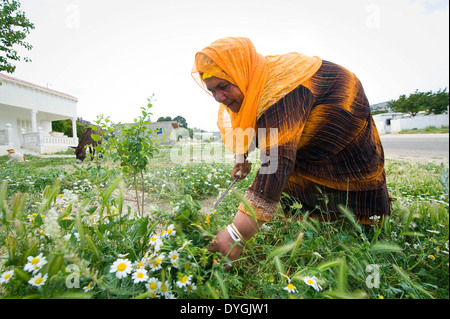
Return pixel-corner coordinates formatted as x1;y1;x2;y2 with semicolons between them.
192;37;322;154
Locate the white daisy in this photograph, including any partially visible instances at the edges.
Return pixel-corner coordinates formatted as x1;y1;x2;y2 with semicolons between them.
166;224;176;237
313;252;323;259
83;283;94;292
132;268;149;283
169;250;180;268
185;282;197;293
23;253;48;274
0;270;14;284
28;273;48;287
181;240;192;249
303;276;322;292
146;277;160;294
110;258;133;279
149;254;165;272
284;283;298;293
176;274;192;288
158;280;171;297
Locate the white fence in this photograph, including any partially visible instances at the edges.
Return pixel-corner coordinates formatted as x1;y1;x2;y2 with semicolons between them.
1;123;78;154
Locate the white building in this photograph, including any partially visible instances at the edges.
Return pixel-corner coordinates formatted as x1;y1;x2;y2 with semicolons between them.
0;73;79;154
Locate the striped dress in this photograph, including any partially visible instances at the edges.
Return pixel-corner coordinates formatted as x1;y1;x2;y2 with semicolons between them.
238;60;393;224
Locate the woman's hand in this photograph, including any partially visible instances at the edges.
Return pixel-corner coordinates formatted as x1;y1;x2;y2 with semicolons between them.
232;155;252;180
208;228;243;270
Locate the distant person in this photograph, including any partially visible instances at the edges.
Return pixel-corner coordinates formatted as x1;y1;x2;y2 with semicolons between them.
192;37;394;267
6;149;26;163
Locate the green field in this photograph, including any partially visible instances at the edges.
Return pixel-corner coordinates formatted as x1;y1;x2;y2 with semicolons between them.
0;144;448;299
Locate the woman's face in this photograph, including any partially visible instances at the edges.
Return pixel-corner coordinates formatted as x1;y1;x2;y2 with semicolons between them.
204;77;244;113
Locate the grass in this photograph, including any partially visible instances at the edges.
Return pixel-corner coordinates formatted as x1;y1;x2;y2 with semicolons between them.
0;145;448;299
399;126;449;134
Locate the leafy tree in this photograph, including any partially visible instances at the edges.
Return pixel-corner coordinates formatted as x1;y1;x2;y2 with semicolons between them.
173;115;188;128
427;88;449;115
157;116;172;122
388;89;449;116
0;0;34;73
51;118;89;138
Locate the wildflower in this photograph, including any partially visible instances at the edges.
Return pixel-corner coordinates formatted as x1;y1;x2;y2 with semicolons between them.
313;252;323;259
279;272;291;282
303;276;322;292
110;258;133;279
369;215;381;223
0;270;14;284
166;224;176;237
284;283;298;293
150;254;165;272
158;280;171;297
428;255;436;260
181;240;192;249
83;283;94;292
185;282;197;293
28;273;48;287
132;268;149;283
176;274;192;288
24;253;48;274
135;260;145;269
169;250;180;268
149;234;162;247
172;206;179;215
426;229;440;234
146;277;160;296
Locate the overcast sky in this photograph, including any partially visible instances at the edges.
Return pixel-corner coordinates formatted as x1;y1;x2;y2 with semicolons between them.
9;0;450;131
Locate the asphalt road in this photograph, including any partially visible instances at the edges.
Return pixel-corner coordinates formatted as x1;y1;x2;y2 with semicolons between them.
380;133;449;162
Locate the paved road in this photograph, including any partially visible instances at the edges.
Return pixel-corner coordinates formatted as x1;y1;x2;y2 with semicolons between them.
380;133;449;162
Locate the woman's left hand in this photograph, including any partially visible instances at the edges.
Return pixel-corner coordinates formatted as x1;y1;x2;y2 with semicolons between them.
208;228;243;270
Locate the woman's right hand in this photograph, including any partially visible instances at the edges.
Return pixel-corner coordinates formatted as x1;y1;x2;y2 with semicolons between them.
232;155;251;180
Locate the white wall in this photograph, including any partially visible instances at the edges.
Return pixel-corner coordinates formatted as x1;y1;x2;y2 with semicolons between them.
391;114;449;133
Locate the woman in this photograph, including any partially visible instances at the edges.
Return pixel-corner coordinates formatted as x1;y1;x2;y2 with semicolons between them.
192;37;393;266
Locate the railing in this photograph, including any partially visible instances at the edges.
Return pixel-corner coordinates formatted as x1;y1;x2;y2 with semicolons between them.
22;131;78;153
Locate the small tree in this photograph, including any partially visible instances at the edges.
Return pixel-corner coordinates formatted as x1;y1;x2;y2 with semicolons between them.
0;0;34;73
96;96;160;216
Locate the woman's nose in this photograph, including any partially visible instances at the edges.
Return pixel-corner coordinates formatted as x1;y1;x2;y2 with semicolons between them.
214;91;227;103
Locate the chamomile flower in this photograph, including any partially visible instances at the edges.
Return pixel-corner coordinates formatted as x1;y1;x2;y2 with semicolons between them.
303;276;322;292
185;282;197;293
158;280;171;297
149;254;165;272
149;234;162;247
0;270;14;284
146;277;160;294
176;274;192;288
313;252;324;259
284;283;298;293
169;250;180;268
279;272;291;282
166;224;176;237
23;253;48;274
83;283;94;292
132;268;149;283
110;258;133;279
181;240;192;249
28;273;48;287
